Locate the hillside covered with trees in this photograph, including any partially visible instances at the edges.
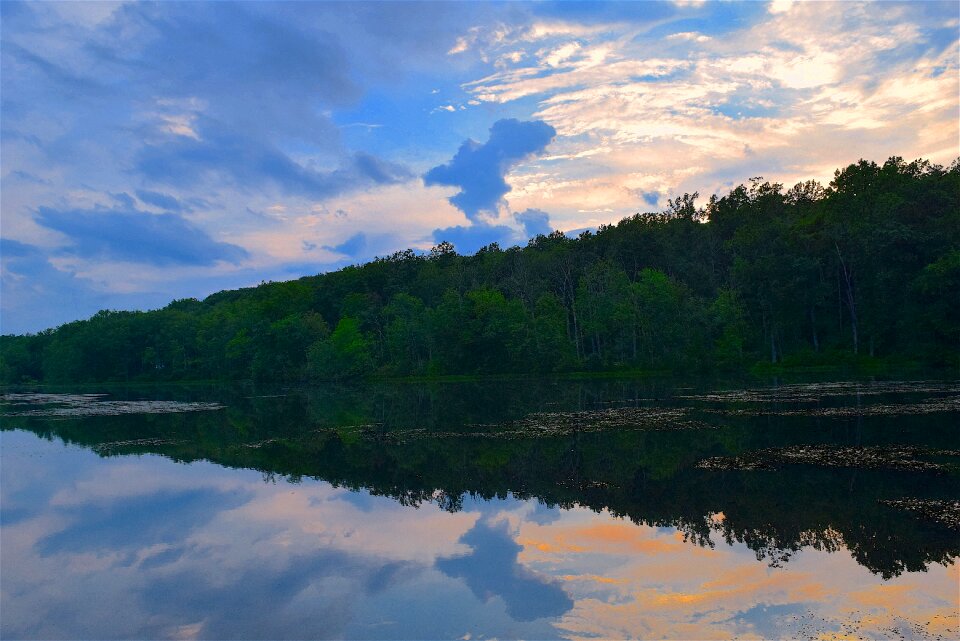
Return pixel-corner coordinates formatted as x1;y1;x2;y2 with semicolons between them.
2;156;958;384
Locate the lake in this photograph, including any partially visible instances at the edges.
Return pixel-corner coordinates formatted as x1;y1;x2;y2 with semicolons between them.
1;378;958;639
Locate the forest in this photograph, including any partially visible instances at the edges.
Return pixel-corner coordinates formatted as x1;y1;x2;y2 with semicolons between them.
1;156;958;384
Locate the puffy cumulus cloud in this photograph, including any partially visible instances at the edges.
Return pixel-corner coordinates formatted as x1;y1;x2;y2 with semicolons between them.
35;206;248;267
424;119;557;220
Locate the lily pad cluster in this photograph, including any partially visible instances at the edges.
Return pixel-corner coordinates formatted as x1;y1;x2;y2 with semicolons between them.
708;396;960;417
696;445;960;473
881;498;960;531
0;392;224;418
680;380;960;403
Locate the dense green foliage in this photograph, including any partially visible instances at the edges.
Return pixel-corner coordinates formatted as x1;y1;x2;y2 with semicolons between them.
2;157;958;383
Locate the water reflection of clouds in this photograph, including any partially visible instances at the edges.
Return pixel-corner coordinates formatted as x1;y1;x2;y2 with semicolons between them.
2;430;957;640
1;432;567;639
437;519;574;622
516;514;959;640
36;488;251;556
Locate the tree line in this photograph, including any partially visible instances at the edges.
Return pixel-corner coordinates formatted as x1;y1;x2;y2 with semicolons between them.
1;156;957;383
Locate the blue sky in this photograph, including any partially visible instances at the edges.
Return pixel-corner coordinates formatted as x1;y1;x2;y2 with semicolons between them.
1;0;957;333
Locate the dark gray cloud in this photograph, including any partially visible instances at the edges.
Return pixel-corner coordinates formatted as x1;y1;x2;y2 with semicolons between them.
36;206;248;266
424;119;556;220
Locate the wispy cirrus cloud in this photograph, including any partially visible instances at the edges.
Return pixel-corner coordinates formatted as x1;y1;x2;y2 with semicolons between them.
459;1;958;228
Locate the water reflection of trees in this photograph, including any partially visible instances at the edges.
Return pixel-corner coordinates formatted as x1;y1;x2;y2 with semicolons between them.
6;380;958;579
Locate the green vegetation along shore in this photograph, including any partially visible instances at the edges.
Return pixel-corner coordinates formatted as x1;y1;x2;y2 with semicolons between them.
2;156;957;384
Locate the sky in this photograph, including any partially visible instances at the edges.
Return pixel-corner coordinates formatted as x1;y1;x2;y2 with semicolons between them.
1;0;958;334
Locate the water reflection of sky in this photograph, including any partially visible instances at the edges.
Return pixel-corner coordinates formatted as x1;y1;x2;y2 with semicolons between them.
2;429;956;640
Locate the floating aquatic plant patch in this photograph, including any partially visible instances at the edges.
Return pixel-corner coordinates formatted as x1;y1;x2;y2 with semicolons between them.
92;437;185;455
784;609;958;641
880;498;960;531
231;407;714;449
467;407;713;437
707;396;960;417
680;381;960;404
0;393;224;418
696;445;960;473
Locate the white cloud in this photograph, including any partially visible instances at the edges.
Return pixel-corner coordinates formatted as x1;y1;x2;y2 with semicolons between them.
768;0;795;14
666;32;711;43
448;36;469;55
458;0;959;232
540;42;583;68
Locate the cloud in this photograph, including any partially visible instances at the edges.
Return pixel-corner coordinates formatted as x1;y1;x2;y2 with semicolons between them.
424;119;556;220
641;191;660;207
513;208;553;237
6;169;51;185
1;0;956;335
35;206;248;266
135;189;186;212
0;237;35;258
460;1;958;230
136;126;411;199
432;223;518;255
117;2;361;128
324;232;367;258
37;488;251;556
0;238;174;334
2;2;416;205
436;519;573;622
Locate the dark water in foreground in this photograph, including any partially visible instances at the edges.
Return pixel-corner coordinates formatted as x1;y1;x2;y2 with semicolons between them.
1;378;958;640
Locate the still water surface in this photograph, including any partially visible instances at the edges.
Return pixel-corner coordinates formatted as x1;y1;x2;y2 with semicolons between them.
1;379;958;639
